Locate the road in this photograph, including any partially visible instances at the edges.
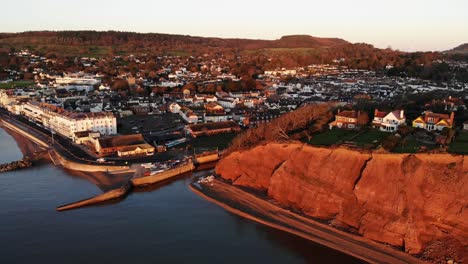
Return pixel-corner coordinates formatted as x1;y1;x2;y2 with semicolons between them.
191;179;425;264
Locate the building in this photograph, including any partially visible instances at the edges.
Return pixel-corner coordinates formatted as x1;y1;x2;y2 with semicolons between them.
329;110;369;130
243;110;281;127
179;106;198;124
412;111;455;131
205;102;224;114
168;102;181;114
95;134;154;157
217;98;238;109
74;131;101;144
21;101;116;140
204;113;229;123
372;109;406;132
55;74;101;86
426;96;466;112
186;121;240;137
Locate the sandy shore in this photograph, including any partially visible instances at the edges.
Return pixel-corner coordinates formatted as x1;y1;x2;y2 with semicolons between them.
1;123;48;158
190;179;426;264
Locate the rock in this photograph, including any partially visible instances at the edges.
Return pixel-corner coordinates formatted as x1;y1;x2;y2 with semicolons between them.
216;143;468;261
0;158;33;172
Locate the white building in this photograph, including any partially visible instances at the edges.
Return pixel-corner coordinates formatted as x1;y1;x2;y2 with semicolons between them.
372;109;406;132
204;114;229;123
217;98;239;109
21;101;116;140
179;107;198;124
169;102;181;114
55;75;101;86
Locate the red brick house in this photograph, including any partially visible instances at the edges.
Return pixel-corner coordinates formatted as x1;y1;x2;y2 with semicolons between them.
329;110;369;130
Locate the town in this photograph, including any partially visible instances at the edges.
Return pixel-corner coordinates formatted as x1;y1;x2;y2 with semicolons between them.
0;48;467;163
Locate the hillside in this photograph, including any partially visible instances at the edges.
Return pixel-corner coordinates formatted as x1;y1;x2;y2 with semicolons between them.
446;43;468;54
0;31;456;76
0;31;348;57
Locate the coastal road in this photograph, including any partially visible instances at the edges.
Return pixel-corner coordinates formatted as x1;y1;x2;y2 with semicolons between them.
0;110;183;165
191;180;426;264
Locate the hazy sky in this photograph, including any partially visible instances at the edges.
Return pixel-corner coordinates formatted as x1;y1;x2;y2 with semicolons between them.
1;0;467;51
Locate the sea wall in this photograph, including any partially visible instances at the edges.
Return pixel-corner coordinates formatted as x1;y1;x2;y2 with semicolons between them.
51;150;130;172
215;143;467;261
131;162;195;186
194;153;219;164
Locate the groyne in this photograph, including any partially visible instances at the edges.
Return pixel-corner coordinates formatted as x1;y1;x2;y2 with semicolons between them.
0;158;32;172
57;162;197;211
56;182;132;211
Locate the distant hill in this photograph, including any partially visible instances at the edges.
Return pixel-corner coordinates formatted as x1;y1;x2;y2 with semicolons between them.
0;31;348;57
445;43;468;54
0;31;454;76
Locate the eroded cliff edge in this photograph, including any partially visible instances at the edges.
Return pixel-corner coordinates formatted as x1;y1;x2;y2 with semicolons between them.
216;143;467;261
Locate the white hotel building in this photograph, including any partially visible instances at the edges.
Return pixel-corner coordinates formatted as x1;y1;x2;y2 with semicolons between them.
22;101;116;141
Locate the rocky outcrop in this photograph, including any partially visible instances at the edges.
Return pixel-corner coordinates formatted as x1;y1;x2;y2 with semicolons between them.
216;143;468;262
0;158;32;172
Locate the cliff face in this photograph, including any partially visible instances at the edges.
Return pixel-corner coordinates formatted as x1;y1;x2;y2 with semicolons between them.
216;143;468;260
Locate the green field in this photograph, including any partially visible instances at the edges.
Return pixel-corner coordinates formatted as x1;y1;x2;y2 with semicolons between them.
393;137;437;153
0;80;35;89
448;132;468;154
353;130;388;147
308;128;389;148
183;133;238;152
308;129;357;146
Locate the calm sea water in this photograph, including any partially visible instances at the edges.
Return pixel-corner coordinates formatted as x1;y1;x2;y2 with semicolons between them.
0;127;362;264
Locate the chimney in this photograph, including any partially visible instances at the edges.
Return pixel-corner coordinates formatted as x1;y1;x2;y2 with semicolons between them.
400;110;404;119
450;112;455;126
374;109;378;117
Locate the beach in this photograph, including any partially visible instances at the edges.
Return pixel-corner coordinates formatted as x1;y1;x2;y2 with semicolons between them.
191;178;426;264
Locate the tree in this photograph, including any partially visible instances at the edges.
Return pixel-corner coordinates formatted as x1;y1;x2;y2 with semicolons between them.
111;79;129;91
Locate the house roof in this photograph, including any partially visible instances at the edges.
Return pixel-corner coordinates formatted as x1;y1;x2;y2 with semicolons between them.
205;102;223;109
74;130;94;138
98;134;146;148
390;110;405;120
374;110;387;118
337;110;358;118
117;144;154;152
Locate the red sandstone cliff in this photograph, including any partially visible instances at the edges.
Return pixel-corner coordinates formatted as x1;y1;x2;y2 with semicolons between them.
216;143;468;262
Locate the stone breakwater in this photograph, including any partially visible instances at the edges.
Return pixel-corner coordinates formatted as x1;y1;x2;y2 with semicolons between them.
0;158;33;172
215;143;467;263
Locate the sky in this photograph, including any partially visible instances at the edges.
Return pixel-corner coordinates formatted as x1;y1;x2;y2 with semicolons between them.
1;0;467;52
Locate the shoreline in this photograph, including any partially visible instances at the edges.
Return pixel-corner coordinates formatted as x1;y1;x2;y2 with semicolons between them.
190;179;425;264
0;115;131;172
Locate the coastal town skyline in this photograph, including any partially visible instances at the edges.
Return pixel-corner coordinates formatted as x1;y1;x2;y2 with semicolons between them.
1;0;468;52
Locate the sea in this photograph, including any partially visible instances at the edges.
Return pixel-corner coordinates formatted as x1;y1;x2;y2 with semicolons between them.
0;126;363;264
